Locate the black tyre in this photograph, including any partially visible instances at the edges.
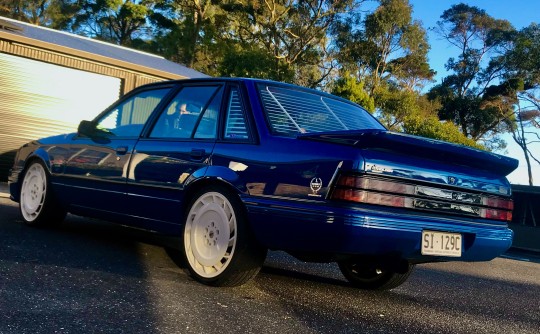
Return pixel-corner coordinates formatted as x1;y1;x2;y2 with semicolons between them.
182;185;267;287
338;261;414;290
19;160;66;227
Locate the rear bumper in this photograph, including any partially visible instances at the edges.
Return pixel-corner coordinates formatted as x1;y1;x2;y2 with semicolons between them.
245;196;513;262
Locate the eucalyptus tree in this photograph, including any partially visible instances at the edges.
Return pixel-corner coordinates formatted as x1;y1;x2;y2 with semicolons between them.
334;0;434;94
67;0;155;46
501;23;540;185
147;0;225;69
333;0;437;133
0;0;51;24
0;0;77;27
428;3;515;149
219;0;361;87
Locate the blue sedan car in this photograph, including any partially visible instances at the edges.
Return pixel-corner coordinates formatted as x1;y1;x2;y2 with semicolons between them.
9;78;517;289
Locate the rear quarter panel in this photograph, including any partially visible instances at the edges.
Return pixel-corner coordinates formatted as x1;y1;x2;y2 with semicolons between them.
212;137;360;201
211;135;363;252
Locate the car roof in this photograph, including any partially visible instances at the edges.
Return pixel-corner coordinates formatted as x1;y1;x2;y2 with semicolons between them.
138;77;360;106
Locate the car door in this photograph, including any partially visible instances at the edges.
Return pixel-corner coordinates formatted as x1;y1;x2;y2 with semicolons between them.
124;84;224;226
60;86;173;214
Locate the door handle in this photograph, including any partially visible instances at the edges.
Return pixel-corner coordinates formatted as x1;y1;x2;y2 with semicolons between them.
116;146;128;155
190;149;206;159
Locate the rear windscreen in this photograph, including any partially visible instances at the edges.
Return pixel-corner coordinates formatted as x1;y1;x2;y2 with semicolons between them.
258;84;385;136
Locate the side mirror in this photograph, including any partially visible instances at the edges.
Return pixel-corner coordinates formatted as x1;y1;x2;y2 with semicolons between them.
77;120;96;137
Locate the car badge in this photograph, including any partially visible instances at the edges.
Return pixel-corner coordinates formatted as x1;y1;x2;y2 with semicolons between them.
309;178;323;197
448;176;457;185
369;164;393;174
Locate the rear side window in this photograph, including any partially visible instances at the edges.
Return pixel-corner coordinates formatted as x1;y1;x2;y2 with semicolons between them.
150;86;221;139
258;85;384;136
224;88;249;140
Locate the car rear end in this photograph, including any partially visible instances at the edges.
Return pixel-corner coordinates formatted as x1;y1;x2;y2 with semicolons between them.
324;140;515;263
254;80;517;265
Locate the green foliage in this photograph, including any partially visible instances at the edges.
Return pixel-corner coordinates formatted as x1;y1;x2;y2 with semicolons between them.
335;0;434;93
139;0;223;70
331;1;484;149
402;113;484;149
218;0;358;87
0;0;77;26
331;74;375;112
219;48;294;82
428;80;516;150
429;3;516;149
498;23;540;184
331;0;478;148
374;84;418;130
68;0;152;46
137;0;355;82
371;85;483;149
505;23;540;89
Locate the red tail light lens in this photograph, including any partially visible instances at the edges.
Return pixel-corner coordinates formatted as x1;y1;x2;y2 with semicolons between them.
337;176;413;194
332;189;406;208
482;208;513;221
484;197;514;210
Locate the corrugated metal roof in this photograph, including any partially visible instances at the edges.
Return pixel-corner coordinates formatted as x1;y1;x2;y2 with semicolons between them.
0;16;208;79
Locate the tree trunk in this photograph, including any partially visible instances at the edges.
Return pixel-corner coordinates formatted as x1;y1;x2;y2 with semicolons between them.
514;108;534;185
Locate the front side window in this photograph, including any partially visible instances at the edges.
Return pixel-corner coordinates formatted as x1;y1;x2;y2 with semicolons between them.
95;88;170;137
150;86;221;139
258;84;385;136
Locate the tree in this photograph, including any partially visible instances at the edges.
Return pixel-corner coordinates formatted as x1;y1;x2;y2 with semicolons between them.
331;72;375;112
333;0;435;128
148;0;223;69
332;0;474;148
0;0;50;24
402;111;484;149
0;0;77;27
334;0;434;95
501;23;540;185
429;3;515;149
68;0;153;46
219;48;294;81
510;98;540;185
219;0;360;87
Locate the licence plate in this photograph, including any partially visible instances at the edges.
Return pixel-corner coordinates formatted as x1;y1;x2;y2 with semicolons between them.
421;230;462;257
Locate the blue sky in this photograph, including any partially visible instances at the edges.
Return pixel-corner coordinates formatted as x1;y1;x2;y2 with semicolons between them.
407;0;540;185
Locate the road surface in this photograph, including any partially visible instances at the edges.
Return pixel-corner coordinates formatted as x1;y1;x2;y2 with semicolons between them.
0;197;538;333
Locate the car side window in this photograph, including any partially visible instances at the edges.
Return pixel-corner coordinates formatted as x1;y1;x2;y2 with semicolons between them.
150;86;221;139
95;88;170;137
224;87;250;140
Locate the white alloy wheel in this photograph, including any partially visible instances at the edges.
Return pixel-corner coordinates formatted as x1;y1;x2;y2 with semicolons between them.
184;191;237;278
20;162;48;222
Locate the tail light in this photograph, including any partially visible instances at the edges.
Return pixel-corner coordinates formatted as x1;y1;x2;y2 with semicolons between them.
330;174;513;222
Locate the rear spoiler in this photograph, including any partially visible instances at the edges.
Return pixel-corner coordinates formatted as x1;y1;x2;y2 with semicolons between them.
298;130;519;176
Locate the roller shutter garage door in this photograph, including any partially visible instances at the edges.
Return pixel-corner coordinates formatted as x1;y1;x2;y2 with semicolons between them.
0;52;121;180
